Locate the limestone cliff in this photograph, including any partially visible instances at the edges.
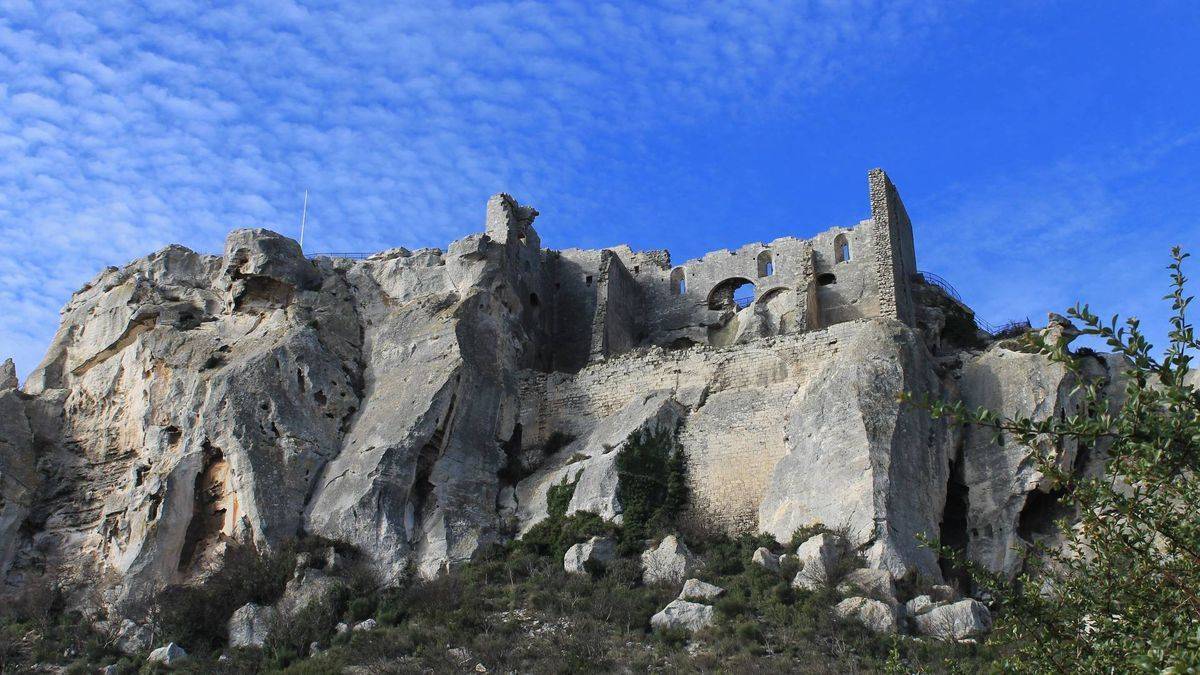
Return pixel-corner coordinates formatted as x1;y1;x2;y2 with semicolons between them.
0;180;1121;611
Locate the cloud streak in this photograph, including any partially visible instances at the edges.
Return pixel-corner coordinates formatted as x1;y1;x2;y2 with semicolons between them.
0;0;949;376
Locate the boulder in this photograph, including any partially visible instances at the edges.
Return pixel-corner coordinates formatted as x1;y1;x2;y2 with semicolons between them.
650;599;715;633
228;603;277;648
563;536;617;575
913;599;993;641
678;579;725;602
279;568;344;619
836;568;897;606
833;597;897;635
903;594;937;617
353;618;377;632
751;547;780;573
147;642;188;666
791;533;847;590
929;584;958;602
114;619;152;655
641;535;702;585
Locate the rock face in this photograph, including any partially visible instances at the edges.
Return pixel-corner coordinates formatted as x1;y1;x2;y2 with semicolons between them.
0;174;1123;611
641;535;703;585
650;599;716;633
760;319;954;581
955;342;1123;577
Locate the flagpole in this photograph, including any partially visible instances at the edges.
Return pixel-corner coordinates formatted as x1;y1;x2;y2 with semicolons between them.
299;190;309;249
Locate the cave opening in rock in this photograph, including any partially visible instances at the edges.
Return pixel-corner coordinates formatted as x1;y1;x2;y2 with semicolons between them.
938;451;971;589
1017;486;1071;542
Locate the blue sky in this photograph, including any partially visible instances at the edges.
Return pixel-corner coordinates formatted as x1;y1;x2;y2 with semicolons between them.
2;1;1198;378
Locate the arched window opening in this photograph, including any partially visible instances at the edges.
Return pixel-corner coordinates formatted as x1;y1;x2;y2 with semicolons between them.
707;277;756;310
817;273;837;286
834;234;851;263
756;250;775;277
670;267;686;296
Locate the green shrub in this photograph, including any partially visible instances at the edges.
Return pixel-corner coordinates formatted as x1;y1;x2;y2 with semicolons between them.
615;426;687;545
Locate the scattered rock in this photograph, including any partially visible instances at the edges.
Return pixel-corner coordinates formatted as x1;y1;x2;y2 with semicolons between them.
449;647;474;666
913;599;993;641
791;532;847;590
114;619;152;655
929;584;958;602
353;618;377;632
279;568;344;619
678;578;725;602
903;595;937;617
147;642;188;666
309;641;324;655
335;622;350;635
650;599;716;633
641;535;703;585
228;603;277;648
324;546;346;572
751;547;779;573
836;568;898;606
833;597;897;635
101;665;119;675
563;536;617;575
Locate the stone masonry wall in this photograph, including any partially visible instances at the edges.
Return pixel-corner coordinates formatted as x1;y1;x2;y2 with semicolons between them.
518;321;869;532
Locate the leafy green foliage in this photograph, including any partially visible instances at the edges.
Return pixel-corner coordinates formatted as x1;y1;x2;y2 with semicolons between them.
515;475;615;561
615;426;688;545
908;247;1200;672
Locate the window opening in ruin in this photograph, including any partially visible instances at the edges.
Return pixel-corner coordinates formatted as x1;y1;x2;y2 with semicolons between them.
523;260;531;271
634;265;640;275
834;233;851;263
707;277;756;310
529;293;540;307
756;251;775;277
585;275;593;286
817;273;837;286
670;267;686;296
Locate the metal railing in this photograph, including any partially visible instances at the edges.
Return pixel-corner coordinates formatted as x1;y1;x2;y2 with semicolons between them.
915;271;1030;338
306;252;374;260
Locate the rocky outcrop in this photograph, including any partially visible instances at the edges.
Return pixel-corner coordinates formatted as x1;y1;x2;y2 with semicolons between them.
955;335;1124;577
759;320;953;581
0;187;1121;616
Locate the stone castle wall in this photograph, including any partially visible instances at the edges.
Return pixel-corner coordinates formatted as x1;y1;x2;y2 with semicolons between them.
519;321;868;532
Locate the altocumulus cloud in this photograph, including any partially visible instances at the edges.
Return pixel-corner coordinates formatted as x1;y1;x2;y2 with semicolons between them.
0;0;947;377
